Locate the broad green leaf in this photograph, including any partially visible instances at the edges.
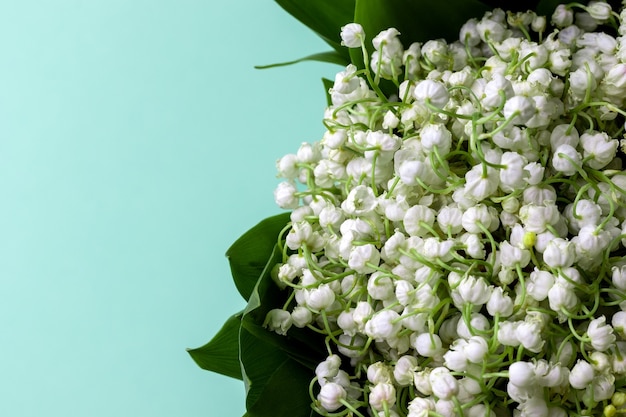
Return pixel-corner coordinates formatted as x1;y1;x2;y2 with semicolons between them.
255;51;348;69
241;242;326;370
239;327;321;417
322;77;334;106
274;0;354;61
535;0;572;15
479;0;541;10
227;213;291;301
349;0;491;89
353;0;491;52
187;313;243;380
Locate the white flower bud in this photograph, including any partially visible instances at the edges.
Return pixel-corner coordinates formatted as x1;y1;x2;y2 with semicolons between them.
381;230;406;262
367;272;395;301
580;131;618;169
612;264;626;290
369;383;396;411
499;151;527;192
548;282;578;313
569;66;596;98
587;316;616;351
394;355;418;386
274;181;299;209
497;321;520;346
319;204;344;230
318;382;346;411
523;162;545;185
509;361;535;387
429;367;458;400
519;397;549;417
342;185;377;215
570;360;595;389
408;397;436;417
589;351;611;373
590;374;615;404
464;336;488;363
340;23;364;48
552;4;574;27
276;153;299;178
550;124;579;150
503;96;535;126
263;309;292;335
365;310;401;340
532;15;546;32
477;17;506;43
421;39;449;67
348;243;380;274
532;360;566;387
444;345;469;371
499;240;531;268
420;123;452;155
315;355;342;381
462;203;493;233
549;48;572;76
372;27;402;52
459;18;481;46
296;142;320;164
613;311;626;338
483;74;514;109
486;287;514;317
516;321;544;353
413;79;449;108
467;404;495;417
291;306;313;328
322;129;347;149
464;164;500;201
367;362;393;385
403;42;422;77
404;204;437;236
543;238;576;268
353;301;373;327
337;309;358;336
413;333;443;357
457;313;490;340
336;333;366;358
457;275;492;306
551;144;582;176
558;25;581;46
306;284;336;311
460;233;485;259
586;1;612;21
527;268;555;301
382;110;399;129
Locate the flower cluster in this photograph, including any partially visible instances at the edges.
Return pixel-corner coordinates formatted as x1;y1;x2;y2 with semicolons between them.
267;2;626;416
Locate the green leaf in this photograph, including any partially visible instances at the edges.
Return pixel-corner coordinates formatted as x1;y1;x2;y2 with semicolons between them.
239;327;321;417
240;241;326;370
535;0;568;15
348;0;491;91
353;0;490;50
227;213;291;301
479;0;541;10
255;51;348;69
187;313;243;380
274;0;354;60
322;77;334;106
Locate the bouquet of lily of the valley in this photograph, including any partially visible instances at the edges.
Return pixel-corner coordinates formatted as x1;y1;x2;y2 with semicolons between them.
189;0;626;416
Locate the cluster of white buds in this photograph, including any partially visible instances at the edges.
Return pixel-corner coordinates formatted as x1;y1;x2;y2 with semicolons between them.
267;1;626;416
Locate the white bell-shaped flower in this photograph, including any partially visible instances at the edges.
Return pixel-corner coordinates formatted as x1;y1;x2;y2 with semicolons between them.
340;23;364;48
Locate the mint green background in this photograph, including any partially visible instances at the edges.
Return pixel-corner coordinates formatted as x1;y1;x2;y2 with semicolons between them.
0;1;335;416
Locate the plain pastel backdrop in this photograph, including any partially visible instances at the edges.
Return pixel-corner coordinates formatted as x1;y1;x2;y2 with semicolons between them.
0;1;337;416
